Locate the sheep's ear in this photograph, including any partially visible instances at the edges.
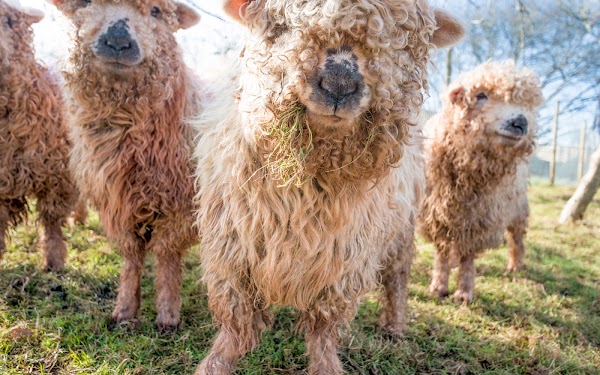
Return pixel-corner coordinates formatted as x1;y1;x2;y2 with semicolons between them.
448;86;466;106
5;0;45;23
224;0;254;23
431;9;465;48
175;2;200;30
22;7;45;24
47;0;69;13
48;0;65;8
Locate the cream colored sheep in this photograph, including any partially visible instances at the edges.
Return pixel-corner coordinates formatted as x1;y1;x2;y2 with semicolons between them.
418;61;543;304
193;1;464;373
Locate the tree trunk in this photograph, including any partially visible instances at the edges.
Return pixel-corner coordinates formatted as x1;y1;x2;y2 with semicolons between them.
559;144;600;224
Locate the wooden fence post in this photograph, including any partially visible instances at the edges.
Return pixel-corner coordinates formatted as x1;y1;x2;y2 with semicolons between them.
549;101;559;185
445;48;453;86
578;121;587;182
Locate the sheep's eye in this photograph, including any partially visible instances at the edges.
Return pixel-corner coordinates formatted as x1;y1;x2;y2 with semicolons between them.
84;0;92;4
151;7;161;17
476;93;488;102
6;16;12;29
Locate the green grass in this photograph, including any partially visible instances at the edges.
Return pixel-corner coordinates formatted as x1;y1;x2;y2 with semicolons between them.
1;184;599;374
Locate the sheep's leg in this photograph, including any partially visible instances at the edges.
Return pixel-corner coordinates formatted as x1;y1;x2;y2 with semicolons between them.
380;232;415;336
429;250;451;298
454;253;476;304
196;281;271;375
37;196;69;271
152;240;184;331
506;218;527;272
300;306;348;375
0;203;9;259
0;199;27;260
72;198;88;226
112;234;146;325
39;218;68;271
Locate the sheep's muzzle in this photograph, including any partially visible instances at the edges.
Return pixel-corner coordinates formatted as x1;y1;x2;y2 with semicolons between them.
300;45;369;129
94;19;141;68
496;114;529;145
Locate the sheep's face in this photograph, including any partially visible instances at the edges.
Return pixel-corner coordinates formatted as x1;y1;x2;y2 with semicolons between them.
51;0;198;74
470;95;533;147
227;0;465;134
0;0;43;63
446;62;542;150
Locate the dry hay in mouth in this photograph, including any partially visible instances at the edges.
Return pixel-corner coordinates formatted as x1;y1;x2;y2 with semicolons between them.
263;103;314;188
262;105;378;188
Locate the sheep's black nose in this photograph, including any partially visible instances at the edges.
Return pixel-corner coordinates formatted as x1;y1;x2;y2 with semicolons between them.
105;29;132;52
311;46;365;113
319;69;360;105
95;19;141;64
508;114;529;135
103;20;134;52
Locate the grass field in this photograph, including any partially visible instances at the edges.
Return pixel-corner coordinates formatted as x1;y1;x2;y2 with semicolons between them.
1;184;599;374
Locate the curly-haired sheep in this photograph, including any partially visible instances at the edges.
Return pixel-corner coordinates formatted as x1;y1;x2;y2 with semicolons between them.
418;61;543;304
193;1;464;373
51;0;203;330
0;0;80;271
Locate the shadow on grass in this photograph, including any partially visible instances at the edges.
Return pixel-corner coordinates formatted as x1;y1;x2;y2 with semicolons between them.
0;247;216;374
2;198;599;374
524;245;599;347
340;301;599;375
2;250;599;374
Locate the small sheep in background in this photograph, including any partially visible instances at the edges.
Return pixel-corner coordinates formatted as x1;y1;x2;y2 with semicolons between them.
418;61;543;304
51;0;204;330
193;0;464;373
0;0;80;271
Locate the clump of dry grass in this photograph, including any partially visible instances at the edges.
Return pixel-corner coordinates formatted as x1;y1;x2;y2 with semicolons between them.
262;106;379;187
263;104;314;188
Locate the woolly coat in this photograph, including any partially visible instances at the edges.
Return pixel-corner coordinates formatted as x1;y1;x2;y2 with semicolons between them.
195;90;423;314
418;61;543;257
0;0;76;227
194;0;435;326
61;0;205;253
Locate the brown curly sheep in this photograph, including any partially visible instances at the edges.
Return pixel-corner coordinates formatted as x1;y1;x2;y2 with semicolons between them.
193;1;464;373
51;0;204;330
0;0;80;271
418;61;543;304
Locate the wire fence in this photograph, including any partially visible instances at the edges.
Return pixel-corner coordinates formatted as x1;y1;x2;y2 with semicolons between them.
530;145;594;185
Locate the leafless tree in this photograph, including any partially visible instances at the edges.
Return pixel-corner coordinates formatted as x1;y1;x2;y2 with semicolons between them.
559;144;600;223
430;0;600;136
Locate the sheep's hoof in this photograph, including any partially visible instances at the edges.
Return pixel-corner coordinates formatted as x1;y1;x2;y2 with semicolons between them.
194;354;235;375
156;321;180;333
156;311;180;332
507;263;525;273
453;289;474;304
43;259;66;273
67;216;86;227
429;283;449;299
308;360;344;375
111;308;141;330
380;323;405;341
110;317;141;331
